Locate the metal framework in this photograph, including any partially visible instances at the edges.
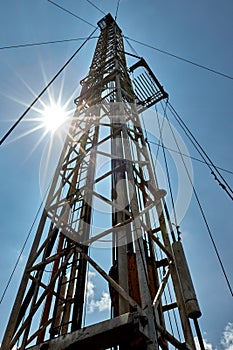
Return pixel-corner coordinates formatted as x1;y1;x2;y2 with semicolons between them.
2;14;203;350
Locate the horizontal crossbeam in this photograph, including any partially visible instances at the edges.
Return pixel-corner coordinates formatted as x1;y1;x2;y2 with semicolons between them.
28;311;150;350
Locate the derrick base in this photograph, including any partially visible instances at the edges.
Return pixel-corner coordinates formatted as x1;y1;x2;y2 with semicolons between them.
28;311;152;350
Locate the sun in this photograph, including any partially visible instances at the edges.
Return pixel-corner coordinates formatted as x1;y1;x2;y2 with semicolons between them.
42;102;68;133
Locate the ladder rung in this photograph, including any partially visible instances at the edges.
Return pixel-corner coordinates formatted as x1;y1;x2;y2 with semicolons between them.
162;302;178;312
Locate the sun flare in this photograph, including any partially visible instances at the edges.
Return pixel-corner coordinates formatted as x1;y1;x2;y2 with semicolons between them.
42;103;67;132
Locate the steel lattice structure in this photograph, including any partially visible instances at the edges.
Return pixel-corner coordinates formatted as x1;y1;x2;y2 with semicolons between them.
2;14;203;350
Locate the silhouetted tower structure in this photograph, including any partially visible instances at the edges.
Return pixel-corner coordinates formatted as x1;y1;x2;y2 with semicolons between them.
2;14;203;350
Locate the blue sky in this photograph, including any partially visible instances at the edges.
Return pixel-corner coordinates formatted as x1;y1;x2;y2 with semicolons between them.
0;0;232;348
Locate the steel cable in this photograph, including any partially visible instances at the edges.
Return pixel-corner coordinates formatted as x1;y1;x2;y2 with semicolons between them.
48;0;96;28
167;102;233;200
164;106;233;297
0;28;98;146
124;36;233;81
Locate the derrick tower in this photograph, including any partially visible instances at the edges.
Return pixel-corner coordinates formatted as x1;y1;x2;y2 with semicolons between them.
2;14;203;350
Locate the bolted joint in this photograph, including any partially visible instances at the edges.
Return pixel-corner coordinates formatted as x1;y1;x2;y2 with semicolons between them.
139;314;148;327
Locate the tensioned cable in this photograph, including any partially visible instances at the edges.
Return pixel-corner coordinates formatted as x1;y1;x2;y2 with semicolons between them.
164;107;233;297
124;37;139;57
167;102;233;200
0;27;98;146
0;164;57;305
85;0;106;16
0;37;98;51
147;140;233;175
115;0;120;21
3;32;232;86
47;0;96;28
1;28;232;86
0;200;45;305
124;36;233;81
155;111;166;165
124;39;233;188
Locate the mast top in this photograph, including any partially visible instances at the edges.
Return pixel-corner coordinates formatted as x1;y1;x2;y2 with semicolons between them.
97;13;116;30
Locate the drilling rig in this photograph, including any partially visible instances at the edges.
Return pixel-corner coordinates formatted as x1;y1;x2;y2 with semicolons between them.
2;14;203;350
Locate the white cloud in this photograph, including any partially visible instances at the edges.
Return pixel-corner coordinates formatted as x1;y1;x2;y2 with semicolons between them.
194;336;213;350
221;323;233;350
194;322;233;350
85;271;111;314
88;292;111;313
86;271;96;299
